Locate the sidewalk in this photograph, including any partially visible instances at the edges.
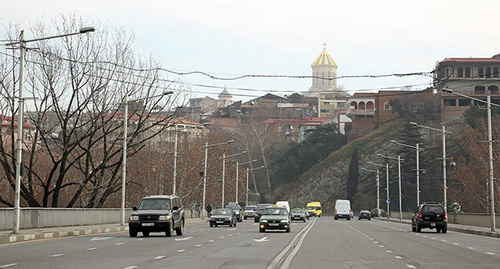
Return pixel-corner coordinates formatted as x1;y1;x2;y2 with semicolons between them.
0;218;207;245
380;217;500;238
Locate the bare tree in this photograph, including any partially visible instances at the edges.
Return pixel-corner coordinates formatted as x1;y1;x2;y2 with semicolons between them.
0;15;187;208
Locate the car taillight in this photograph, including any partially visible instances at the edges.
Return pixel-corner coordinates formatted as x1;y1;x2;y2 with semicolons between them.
419;212;423;219
335;209;337;213
444;213;447;220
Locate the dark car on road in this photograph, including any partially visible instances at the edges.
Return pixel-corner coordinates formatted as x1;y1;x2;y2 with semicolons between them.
128;195;185;237
358;210;371;220
259;207;291;233
210;208;237;227
254;203;273;222
411;202;447;233
370;208;387;217
226;202;243;222
290;208;308;222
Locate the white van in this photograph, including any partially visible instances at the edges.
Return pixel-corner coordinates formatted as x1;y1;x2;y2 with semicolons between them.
276;201;290;213
334;199;352;220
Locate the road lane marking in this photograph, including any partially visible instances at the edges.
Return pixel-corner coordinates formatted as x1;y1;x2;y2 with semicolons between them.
51;254;64;257
431;237;436;240
177;250;185;253
86;247;97;251
386;250;393;253
254;236;269;243
154;256;165;259
209;240;215;243
115;243;124;246
0;264;18;268
453;243;459;245
123;266;138;269
467;247;475;250
407;265;416;268
175;236;193;241
91;237;112;241
395;256;402;259
219;236;225;239
441;239;447;242
485;252;495;255
195;244;202;247
374;241;378;243
379;245;384;248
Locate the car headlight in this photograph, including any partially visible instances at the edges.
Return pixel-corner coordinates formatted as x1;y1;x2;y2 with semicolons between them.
261;219;268;223
129;215;139;221
159;215;170;221
281;220;289;223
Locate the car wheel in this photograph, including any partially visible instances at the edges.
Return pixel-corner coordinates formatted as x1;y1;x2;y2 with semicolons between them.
210;224;213;227
229;223;233;227
286;227;290;233
166;220;174;237
318;215;321;217
416;223;422;233
259;228;265;233
142;231;150;237
303;219;306;223
358;218;361;220
244;216;247;220
234;221;237;227
412;224;416;232
436;228;441;233
129;229;138;237
176;219;184;236
368;218;371;220
442;227;447;233
334;217;338;220
347;217;351;220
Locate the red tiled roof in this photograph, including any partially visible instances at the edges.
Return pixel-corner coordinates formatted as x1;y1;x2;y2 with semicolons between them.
0;115;36;129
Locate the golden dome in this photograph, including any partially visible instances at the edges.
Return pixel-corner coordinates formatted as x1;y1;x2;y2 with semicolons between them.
311;49;337;67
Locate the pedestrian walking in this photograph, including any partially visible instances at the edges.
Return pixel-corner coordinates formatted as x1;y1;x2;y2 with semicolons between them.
190;201;196;218
206;204;212;217
196;201;201;218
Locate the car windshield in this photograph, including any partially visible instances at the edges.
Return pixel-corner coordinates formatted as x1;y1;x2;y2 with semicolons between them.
138;198;171;210
213;209;231;215
307;206;320;210
263;208;287;215
360;210;369;213
257;204;271;210
245;206;256;211
229;206;240;210
291;208;302;213
422;205;444;214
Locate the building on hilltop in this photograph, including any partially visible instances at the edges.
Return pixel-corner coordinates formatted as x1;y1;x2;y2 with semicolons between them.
434;55;500;121
305;45;350;118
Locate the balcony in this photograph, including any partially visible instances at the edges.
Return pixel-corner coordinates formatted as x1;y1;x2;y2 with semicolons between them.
347;108;376;116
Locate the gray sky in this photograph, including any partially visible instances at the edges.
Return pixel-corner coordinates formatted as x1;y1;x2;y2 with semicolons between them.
2;0;499;102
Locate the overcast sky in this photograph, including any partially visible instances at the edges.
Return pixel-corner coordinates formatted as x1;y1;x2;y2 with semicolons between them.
2;0;499;102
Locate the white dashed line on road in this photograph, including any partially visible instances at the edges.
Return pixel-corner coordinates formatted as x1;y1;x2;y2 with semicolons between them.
395;256;402;259
195;244;202;247
485;252;495;255
441;239;447;242
407;265;416;268
51;254;64;257
209;240;215;243
467;247;475;250
123;266;138;269
386;250;393;253
177;249;185;253
115;243;124;246
219;236;225;239
453;243;459;245
86;247;97;251
0;264;19;268
379;245;384;248
154;256;165;260
373;241;378;243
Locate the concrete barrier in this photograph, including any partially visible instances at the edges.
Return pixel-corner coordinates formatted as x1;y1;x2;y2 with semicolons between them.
0;208;200;231
389;211;500;229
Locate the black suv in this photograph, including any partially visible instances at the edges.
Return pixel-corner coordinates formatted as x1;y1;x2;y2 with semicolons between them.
128;195;185;237
411;202;447;233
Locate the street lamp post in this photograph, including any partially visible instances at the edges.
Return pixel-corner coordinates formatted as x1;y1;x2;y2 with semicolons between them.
6;27;95;234
234;159;257;204
246;166;265;206
391;140;424;207
378;154;405;220
442;88;498;231
221;151;247;207
409;122;452;214
173;125;178;196
369;161;390;218
362;167;380;215
121;91;173;226
201;140;234;219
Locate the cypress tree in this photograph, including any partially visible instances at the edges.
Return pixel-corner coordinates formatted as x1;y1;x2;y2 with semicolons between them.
347;148;359;201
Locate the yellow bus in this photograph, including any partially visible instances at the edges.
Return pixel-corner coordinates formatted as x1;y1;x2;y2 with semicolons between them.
306;201;322;217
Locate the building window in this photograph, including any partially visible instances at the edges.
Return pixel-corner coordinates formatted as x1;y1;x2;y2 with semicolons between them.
384;102;390;110
349;102;357;109
443;99;456;106
459;99;471;106
322;72;325;85
320;109;330;114
494;67;499;78
479;67;484;78
488;85;499;94
486;67;492;78
458;67;463;78
465;67;471;77
234;120;237;125
278;126;282;132
475;86;486;94
359;102;366;109
323;101;330;105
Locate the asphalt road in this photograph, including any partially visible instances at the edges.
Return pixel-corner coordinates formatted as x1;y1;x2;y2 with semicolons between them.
0;218;498;269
